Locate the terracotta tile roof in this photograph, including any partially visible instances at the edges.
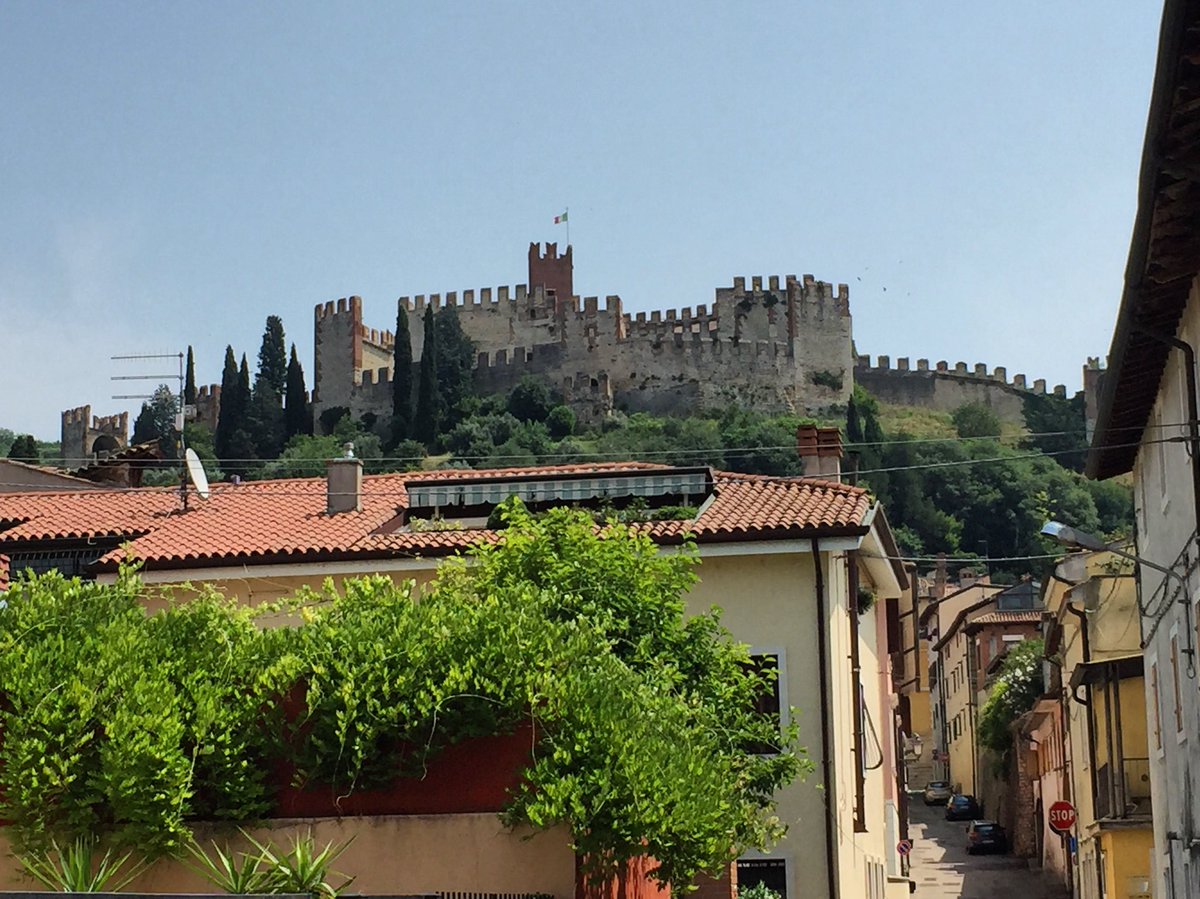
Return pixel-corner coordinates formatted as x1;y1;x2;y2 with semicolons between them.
969;610;1044;626
0;463;872;573
0;553;8;591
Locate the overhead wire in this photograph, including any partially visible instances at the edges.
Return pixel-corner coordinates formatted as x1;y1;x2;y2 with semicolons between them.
0;432;1173;494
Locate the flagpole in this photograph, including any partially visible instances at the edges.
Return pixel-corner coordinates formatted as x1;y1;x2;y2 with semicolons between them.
566;206;570;247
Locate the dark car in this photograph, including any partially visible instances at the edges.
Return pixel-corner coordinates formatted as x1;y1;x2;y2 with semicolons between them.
945;793;982;820
965;820;1007;854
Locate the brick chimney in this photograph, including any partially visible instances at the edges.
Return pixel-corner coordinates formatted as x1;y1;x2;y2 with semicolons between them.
327;443;362;514
796;425;843;481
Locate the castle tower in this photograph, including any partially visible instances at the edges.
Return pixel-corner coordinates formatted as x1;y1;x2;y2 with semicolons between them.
528;242;573;306
60;406;129;468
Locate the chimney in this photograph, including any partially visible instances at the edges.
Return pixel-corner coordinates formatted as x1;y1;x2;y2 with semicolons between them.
933;553;947;599
796;425;843;481
327;442;363;514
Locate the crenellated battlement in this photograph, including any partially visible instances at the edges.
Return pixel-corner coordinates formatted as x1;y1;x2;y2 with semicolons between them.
62;405;91;426
854;354;1068;397
94;412;129;432
400;285;534;314
311;246;857;432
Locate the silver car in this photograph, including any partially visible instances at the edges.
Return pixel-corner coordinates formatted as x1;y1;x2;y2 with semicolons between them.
923;780;953;805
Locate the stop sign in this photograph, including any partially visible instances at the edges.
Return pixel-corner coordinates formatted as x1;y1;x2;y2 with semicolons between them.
1048;800;1076;834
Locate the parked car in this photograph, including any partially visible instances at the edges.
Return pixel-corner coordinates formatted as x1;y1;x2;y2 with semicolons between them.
965;820;1007;854
945;793;982;820
922;780;953;805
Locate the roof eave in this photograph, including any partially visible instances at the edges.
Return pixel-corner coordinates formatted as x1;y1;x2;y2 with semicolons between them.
1088;0;1200;480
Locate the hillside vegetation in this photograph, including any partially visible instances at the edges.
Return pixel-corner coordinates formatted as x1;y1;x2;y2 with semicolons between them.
6;311;1131;581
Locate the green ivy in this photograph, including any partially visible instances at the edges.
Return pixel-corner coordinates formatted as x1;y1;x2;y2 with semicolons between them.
0;506;808;887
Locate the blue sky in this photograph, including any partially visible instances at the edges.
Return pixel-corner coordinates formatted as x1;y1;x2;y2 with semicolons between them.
0;1;1162;439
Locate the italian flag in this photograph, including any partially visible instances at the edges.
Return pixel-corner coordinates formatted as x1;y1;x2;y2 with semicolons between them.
554;211;568;224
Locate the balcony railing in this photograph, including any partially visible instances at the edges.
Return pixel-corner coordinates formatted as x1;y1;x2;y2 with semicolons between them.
1095;757;1152;820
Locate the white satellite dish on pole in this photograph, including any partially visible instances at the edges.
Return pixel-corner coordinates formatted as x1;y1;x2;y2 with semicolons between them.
184;447;210;501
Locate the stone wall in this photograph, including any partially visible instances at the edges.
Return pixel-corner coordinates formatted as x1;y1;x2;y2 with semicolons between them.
854;355;1074;425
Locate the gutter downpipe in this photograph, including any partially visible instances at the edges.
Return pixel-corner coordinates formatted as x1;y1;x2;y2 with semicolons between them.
1066;602;1098;820
812;537;840;899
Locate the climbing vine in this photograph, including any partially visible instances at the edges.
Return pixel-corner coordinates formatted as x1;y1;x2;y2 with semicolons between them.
0;504;808;886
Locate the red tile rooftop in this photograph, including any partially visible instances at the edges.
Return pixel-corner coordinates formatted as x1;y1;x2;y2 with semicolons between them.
970;610;1044;625
0;463;873;572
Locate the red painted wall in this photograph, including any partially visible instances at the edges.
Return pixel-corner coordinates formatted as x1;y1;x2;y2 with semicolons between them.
273;723;534;818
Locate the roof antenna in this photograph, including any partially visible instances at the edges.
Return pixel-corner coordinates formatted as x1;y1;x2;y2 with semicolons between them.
112;351;188;503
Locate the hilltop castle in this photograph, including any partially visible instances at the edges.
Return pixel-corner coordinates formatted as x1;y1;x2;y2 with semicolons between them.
311;243;856;430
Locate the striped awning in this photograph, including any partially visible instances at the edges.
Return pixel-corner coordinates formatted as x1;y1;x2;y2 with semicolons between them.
405;468;712;511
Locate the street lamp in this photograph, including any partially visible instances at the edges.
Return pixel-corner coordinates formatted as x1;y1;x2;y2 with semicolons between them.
1041;520;1193;669
1040;520;1186;589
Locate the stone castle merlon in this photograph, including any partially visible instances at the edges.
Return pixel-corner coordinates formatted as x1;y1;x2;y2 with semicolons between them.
854;355;1071;397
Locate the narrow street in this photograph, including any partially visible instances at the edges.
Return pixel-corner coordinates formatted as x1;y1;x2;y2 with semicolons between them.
907;801;1068;898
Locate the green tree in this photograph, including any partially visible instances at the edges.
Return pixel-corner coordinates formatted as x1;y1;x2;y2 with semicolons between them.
256;316;288;398
435;305;476;430
131;384;180;457
507;375;556;423
414;306;440;445
7;434;39;463
977;638;1045;764
1022;391;1088;472
390;303;413;446
546;404;576;439
952;402;1002;438
247;376;285;459
184;346;197;406
214;347;241;462
284;345;311;440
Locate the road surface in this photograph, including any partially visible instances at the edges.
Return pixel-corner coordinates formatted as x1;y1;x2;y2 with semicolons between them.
907;799;1069;898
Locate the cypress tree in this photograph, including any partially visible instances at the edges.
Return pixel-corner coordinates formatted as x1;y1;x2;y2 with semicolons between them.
414;305;441;445
238;354;253;415
390;302;413;446
225;354;256;476
184;346;197;405
284;344;311;439
257;316;288;397
214;346;240;460
435;304;476;431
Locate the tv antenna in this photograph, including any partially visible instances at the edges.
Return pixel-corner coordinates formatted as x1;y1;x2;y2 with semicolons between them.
111;351;189;503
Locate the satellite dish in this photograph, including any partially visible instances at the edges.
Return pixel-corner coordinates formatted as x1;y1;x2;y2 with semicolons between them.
184;448;210;500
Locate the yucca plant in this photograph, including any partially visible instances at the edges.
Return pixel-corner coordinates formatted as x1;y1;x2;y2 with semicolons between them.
16;836;146;892
186;839;275;894
244;830;355;898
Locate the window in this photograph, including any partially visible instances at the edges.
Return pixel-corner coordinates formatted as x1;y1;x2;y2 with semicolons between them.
746;653;783;755
737;858;787;899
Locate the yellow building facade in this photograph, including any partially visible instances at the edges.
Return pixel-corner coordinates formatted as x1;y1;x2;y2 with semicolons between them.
1044;552;1153;899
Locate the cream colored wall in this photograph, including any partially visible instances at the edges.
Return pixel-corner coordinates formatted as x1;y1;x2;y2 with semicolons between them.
681;549;900;899
943;628;975;794
933;585;998;794
0;816;576;897
681;551;829;899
